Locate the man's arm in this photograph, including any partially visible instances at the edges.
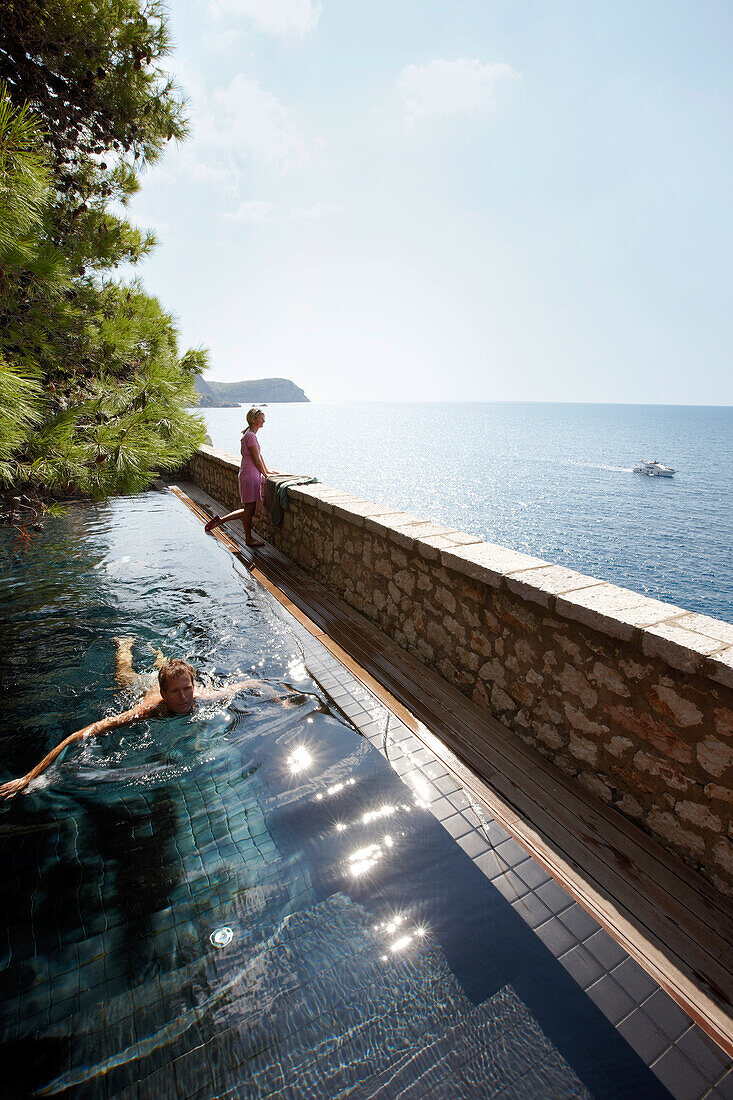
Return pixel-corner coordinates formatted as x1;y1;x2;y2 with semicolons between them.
0;700;159;800
195;679;294;705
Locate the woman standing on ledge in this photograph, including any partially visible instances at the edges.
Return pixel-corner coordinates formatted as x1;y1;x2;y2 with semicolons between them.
205;407;271;546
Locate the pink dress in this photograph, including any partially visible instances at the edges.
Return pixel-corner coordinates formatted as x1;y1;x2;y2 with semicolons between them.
239;429;263;504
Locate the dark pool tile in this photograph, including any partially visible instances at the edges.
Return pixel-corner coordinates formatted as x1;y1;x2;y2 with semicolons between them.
428;796;456;821
441;813;474;840
478;819;511;847
490;870;530;905
473;849;505;881
447;789;471;812
676;1026;733;1084
586;974;637;1026
557;902;600;943
423;764;450;785
534;917;578;958
715;1068;733;1099
325;689;352;707
339;701;370;722
21;1007;53;1036
492;837;529;870
651;1045;710;1100
457;830;490;860
405;777;441;804
510;890;554;930
585;928;629;972
386;723;414;743
535;878;574;915
610;956;660;1005
642;988;693;1041
514;857;551;891
358;719;386;738
559;944;606;990
136;1062;182;1099
388;757;414;780
433;775;460;796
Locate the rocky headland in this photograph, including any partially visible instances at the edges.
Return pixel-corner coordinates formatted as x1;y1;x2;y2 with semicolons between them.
195;376;309;408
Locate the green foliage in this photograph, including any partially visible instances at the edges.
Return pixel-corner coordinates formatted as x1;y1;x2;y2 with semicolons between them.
0;0;207;510
0;0;187;172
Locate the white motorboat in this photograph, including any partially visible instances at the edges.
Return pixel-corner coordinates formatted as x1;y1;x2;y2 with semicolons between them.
633;458;675;477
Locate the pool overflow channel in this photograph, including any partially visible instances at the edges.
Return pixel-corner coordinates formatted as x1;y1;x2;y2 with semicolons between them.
169;481;733;1099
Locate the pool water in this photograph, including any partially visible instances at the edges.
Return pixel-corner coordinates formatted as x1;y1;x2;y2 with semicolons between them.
0;490;670;1098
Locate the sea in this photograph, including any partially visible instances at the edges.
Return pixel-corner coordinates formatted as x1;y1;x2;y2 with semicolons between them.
201;402;733;626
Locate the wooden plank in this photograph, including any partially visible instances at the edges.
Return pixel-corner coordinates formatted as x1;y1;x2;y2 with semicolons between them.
171;481;733;1056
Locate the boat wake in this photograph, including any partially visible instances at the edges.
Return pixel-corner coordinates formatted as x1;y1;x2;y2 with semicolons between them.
572;461;634;474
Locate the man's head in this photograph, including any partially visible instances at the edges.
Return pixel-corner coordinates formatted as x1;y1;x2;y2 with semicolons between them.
158;658;196;714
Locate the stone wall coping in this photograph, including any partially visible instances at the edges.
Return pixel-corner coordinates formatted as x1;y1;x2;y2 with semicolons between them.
192;449;733;681
197;444;241;467
440;541;548;588
709;647;733;690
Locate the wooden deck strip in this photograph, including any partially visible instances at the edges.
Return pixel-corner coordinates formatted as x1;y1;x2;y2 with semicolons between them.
170;482;733;1056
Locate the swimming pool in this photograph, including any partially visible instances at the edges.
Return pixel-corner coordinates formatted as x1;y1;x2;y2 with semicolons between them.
0;489;675;1097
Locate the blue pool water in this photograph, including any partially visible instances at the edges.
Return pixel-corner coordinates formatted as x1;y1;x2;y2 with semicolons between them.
0;490;671;1097
204;401;733;624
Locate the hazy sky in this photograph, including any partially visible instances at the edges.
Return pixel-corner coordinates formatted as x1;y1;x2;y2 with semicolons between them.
129;0;733;404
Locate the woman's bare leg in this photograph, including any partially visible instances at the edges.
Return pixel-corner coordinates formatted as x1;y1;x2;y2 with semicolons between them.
205;507;247;533
242;502;264;546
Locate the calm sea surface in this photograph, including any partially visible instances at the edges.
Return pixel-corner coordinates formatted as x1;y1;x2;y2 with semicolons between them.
202;402;733;625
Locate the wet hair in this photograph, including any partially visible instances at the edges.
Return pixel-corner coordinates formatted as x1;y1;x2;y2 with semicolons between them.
158;658;196;693
244;407;264;431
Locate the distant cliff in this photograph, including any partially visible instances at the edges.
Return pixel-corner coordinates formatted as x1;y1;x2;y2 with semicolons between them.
195;376;309;407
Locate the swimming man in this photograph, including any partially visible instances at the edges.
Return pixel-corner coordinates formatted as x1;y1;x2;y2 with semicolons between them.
0;643;287;800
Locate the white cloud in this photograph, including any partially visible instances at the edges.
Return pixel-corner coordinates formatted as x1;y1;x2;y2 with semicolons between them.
222;199;343;223
210;28;241;52
199;74;315;170
398;58;517;124
290;202;343;221
223;200;277;223
149;70;318;196
209;0;321;36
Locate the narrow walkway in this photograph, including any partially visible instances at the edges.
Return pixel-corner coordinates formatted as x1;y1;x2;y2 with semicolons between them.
170;480;733;1090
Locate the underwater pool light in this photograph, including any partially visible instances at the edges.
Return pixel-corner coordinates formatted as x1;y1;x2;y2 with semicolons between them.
210;926;234;948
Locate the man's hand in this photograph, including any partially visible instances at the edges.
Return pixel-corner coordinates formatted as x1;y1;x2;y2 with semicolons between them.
0;776;30;800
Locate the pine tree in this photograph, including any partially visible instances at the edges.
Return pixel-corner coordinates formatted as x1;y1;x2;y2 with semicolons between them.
0;0;207;521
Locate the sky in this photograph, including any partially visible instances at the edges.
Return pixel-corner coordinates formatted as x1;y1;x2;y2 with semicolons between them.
127;0;733;404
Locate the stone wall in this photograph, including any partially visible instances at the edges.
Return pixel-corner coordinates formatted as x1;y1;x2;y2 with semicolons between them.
183;446;733;895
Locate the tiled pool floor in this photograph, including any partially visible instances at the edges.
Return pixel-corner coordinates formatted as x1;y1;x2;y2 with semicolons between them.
187;492;733;1100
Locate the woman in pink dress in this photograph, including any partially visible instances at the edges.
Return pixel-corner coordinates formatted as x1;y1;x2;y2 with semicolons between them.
204;407;271;546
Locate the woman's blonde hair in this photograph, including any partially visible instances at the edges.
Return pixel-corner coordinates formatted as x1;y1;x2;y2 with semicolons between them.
244;407;264;431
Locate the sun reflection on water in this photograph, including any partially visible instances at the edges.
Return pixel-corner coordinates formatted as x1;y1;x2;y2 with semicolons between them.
348;843;383;877
287;745;313;774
